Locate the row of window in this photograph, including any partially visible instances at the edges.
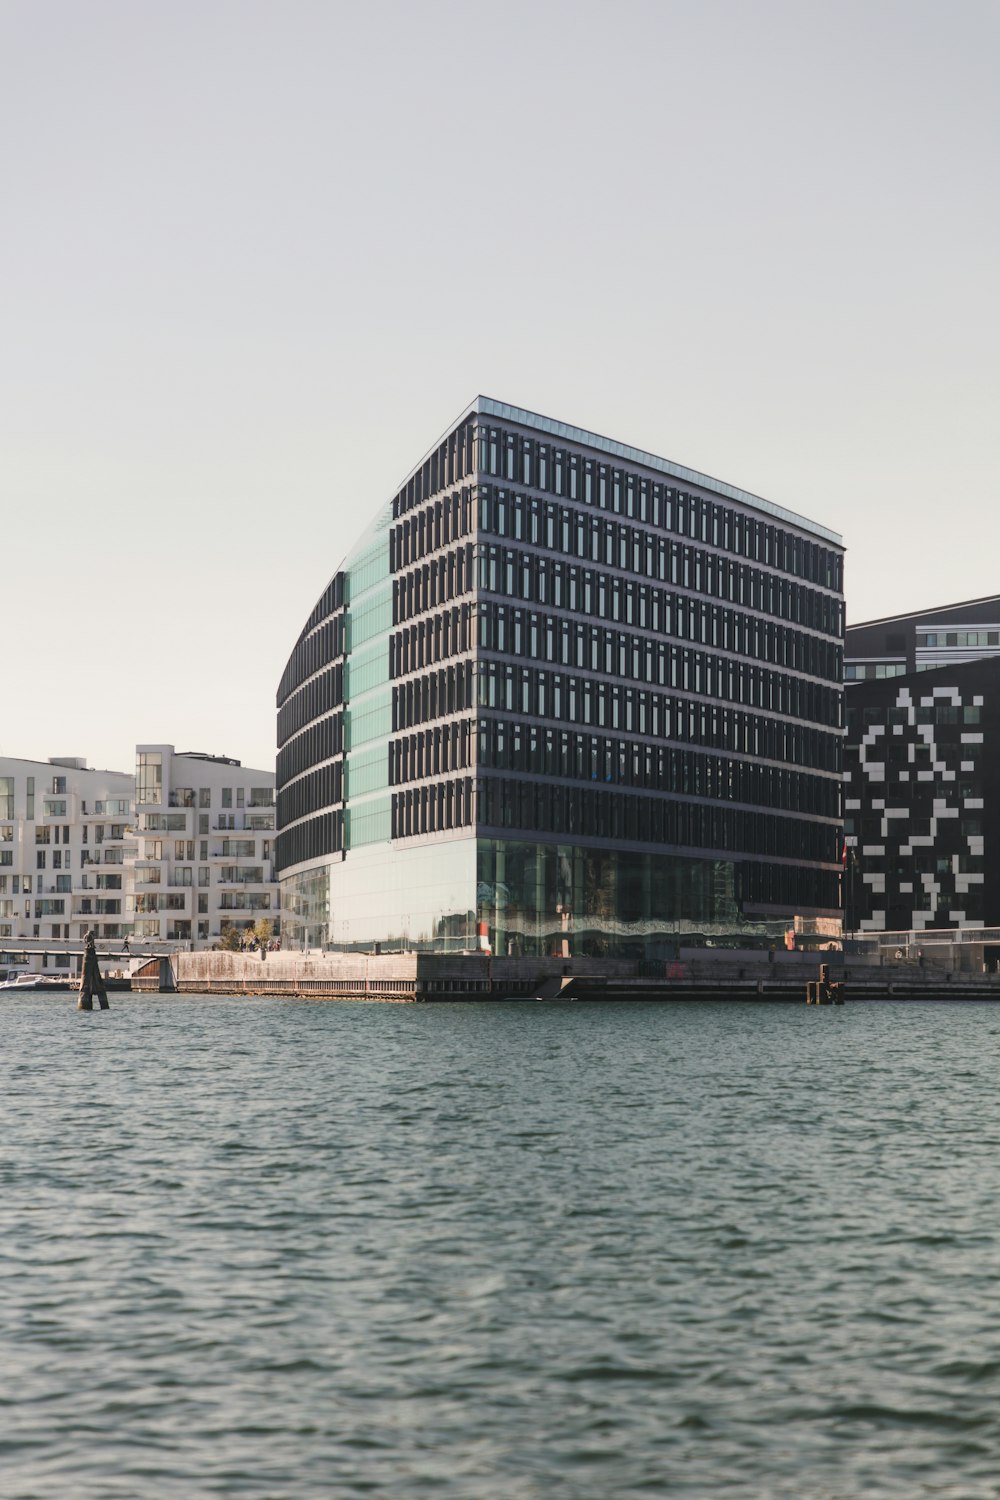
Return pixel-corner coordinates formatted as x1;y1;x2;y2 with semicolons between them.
390;489;474;569
739;860;840;916
390;604;473;679
846;818;983;846
474;662;841;772
478;608;840;728
393;544;475;626
390;721;473;787
469;424;842;592
917;630;1000;649
277;713;343;792
844;662;907;681
274;809;343;874
473;719;841;820
389;600;841;691
476;488;842;632
277;663;344;748
135;893;188;913
276;760;343;834
392;777;474;839
847;704;981;730
476;541;839;643
394;662;476;732
278;614;345;709
473;776;839;866
13;845;164;872
490;592;838;682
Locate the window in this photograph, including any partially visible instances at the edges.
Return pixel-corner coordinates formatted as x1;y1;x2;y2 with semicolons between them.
199;788;211;808
136;752;162;804
222;788;232;809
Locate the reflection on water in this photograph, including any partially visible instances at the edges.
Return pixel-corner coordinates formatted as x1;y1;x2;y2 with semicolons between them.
3;996;1000;1498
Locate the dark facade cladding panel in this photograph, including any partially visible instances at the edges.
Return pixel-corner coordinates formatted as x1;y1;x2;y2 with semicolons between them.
277;614;345;708
474;545;841;684
276;714;343;790
844;657;1000;934
276;664;344;747
391;604;474;677
470;718;840;819
476;662;839;772
390;488;474;570
393;663;475;732
474;773;838;869
277;397;845;951
392;544;475;625
275;810;342;875
476;485;841;633
391;777;474;839
275;760;343;831
846;595;1000;680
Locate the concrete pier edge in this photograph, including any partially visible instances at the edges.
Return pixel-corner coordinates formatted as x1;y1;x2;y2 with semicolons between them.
125;949;1000;1002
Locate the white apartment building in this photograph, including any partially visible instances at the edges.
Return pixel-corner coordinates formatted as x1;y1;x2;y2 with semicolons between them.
133;746;276;946
0;746;277;973
0;756;136;965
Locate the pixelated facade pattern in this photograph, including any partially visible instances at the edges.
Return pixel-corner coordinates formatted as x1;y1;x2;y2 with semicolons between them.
845;676;990;932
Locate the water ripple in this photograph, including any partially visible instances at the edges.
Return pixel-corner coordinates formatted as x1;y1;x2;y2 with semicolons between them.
3;996;1000;1497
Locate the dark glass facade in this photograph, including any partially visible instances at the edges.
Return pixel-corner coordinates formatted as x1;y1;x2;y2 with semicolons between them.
277;398;845;954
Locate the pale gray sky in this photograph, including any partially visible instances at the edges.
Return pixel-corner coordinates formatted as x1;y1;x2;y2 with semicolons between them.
2;0;997;774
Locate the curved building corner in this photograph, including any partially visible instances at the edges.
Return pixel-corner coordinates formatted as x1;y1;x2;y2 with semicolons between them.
277;398;845;956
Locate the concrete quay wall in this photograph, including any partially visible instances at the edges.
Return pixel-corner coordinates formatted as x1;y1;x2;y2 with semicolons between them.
130;949;1000;1002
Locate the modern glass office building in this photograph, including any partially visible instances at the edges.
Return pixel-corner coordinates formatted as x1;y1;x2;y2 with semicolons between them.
276;397;845;955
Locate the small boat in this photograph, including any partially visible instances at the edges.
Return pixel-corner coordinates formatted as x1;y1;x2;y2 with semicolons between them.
0;974;69;991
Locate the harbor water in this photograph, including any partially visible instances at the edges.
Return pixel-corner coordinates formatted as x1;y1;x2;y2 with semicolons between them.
4;994;1000;1498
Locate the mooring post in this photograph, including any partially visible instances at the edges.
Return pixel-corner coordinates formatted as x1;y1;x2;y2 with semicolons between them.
807;962;844;1005
77;930;109;1011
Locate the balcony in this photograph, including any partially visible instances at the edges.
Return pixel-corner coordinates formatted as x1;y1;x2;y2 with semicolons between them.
218;894;272;912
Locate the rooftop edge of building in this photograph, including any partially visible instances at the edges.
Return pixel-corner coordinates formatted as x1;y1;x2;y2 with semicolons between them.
392;394;843;548
847;593;1000;633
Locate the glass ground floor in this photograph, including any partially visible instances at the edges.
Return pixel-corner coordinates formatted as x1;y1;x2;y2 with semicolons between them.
280;838;839;957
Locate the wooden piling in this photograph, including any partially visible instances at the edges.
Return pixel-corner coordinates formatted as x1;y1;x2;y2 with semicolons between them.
806;963;844;1005
77;930;109;1011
